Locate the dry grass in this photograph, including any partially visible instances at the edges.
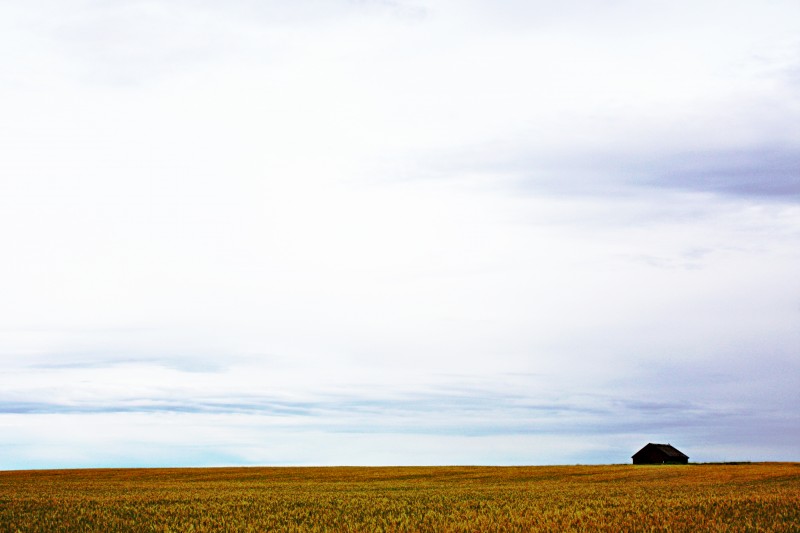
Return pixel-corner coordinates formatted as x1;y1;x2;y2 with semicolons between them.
1;463;798;531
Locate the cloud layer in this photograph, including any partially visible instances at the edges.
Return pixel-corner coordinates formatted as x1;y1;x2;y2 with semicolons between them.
1;0;799;468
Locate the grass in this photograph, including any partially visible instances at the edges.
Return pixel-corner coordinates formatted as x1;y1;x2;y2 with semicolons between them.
1;463;798;531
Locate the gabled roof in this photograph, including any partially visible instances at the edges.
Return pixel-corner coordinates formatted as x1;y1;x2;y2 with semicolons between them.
632;443;688;458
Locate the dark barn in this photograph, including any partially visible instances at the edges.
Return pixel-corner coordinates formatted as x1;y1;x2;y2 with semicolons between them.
632;443;689;464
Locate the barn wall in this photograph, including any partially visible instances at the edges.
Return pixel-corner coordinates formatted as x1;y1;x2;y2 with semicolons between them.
632;447;688;464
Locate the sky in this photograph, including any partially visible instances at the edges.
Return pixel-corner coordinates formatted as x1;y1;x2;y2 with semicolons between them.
1;0;799;469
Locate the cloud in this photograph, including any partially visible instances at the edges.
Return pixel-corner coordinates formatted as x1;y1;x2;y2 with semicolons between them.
1;0;799;467
0;398;317;417
1;348;799;466
531;146;800;201
0;0;428;87
652;147;800;199
2;371;797;467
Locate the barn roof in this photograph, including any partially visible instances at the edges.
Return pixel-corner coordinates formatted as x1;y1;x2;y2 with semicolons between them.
632;443;689;459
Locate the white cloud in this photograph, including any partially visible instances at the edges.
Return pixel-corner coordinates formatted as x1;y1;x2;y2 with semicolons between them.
1;0;799;467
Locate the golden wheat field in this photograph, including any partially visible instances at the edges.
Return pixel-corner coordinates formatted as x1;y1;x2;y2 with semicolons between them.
0;463;798;532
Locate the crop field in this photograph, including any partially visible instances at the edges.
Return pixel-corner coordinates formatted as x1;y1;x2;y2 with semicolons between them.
1;463;798;532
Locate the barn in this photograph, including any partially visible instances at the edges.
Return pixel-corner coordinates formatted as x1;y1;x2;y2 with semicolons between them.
632;443;689;464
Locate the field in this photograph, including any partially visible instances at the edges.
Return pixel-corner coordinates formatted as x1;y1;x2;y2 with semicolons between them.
1;463;798;531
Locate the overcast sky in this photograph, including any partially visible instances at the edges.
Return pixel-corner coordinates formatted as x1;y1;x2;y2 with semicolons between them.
1;0;799;469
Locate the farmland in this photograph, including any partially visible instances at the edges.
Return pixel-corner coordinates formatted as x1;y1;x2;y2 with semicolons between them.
1;463;798;531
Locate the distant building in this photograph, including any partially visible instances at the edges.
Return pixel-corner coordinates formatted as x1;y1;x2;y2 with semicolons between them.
632;443;689;464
